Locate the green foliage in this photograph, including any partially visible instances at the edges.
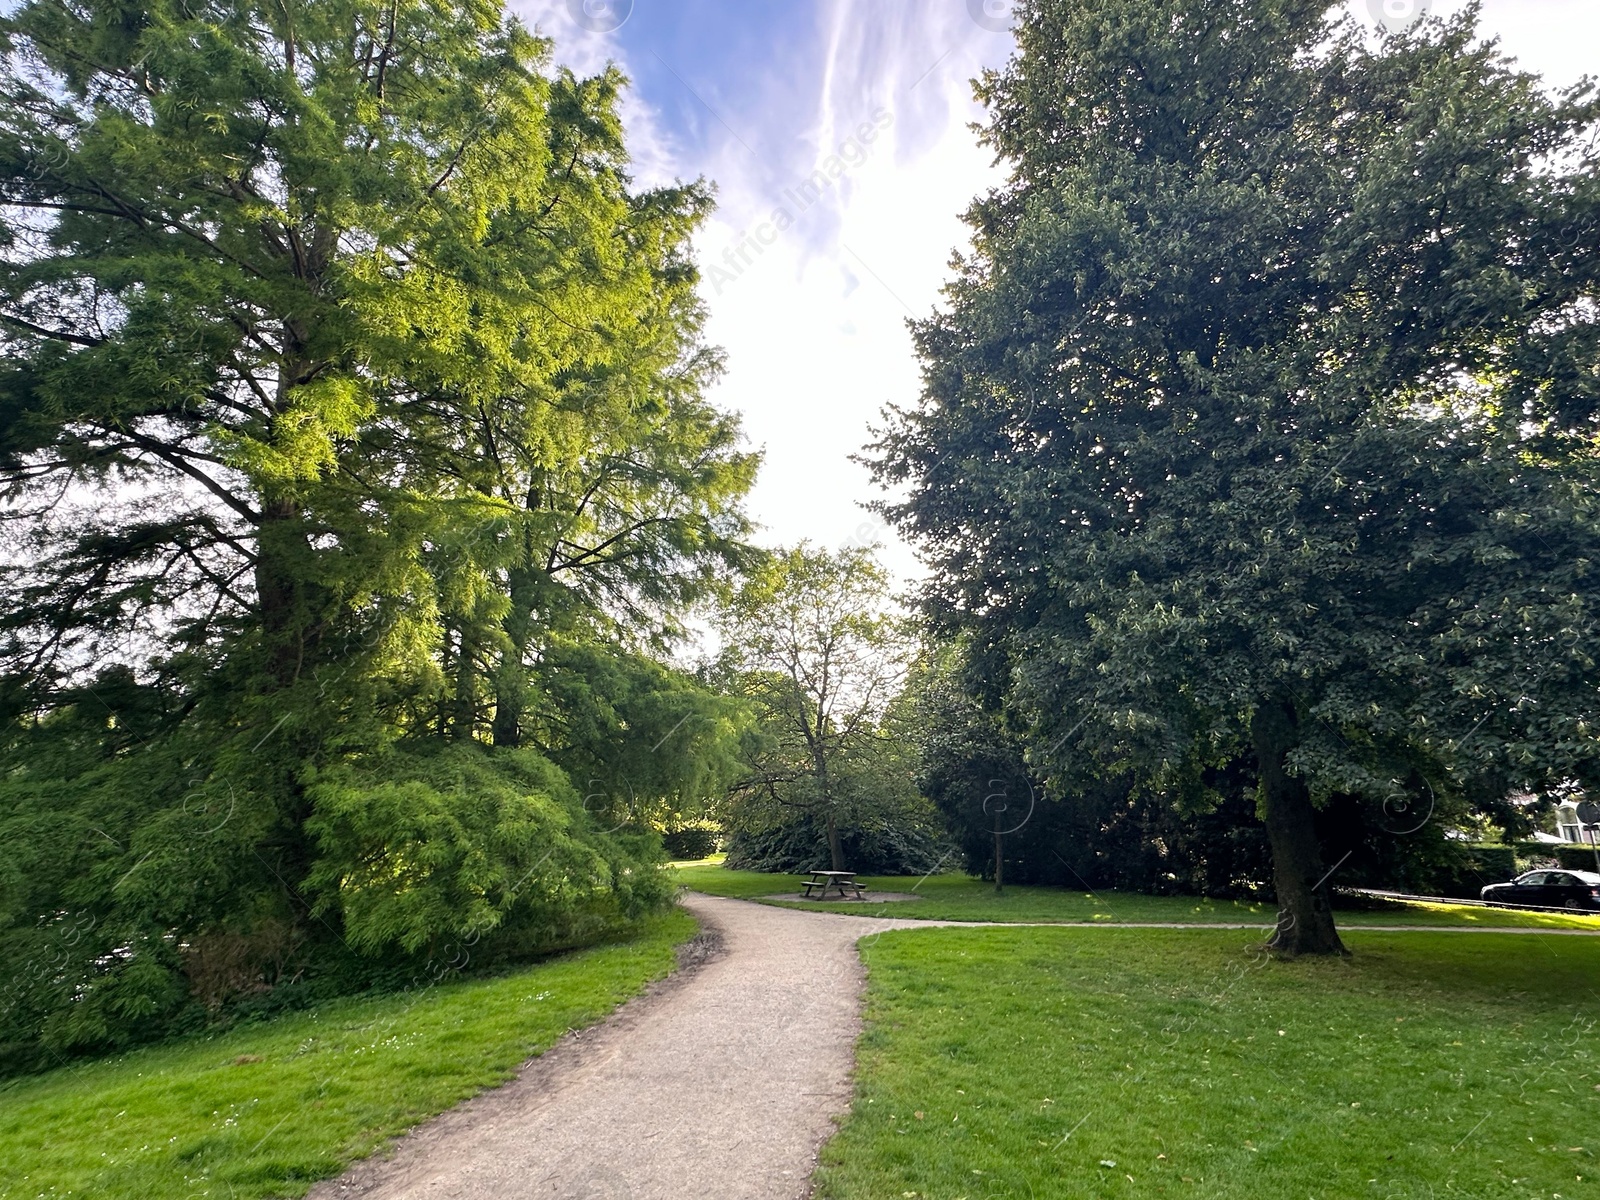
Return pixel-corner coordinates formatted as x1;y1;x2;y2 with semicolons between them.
531;640;752;824
0;673;299;1066
725;665;950;874
870;0;1600;948
0;687;676;1067
0;0;752;1070
660;820;722;861
0;0;753;715
912;645;1509;898
306;745;671;955
721;806;949;876
1426;844;1519;898
1515;841;1600;873
715;544;940;872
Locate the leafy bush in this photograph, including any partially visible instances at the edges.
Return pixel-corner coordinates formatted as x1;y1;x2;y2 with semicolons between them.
1510;842;1600;874
307;744;672;956
1425;846;1518;898
661;820;721;861
0;726;672;1076
723;807;950;875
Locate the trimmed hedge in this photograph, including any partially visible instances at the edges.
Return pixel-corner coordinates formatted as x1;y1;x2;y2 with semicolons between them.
1514;841;1600;872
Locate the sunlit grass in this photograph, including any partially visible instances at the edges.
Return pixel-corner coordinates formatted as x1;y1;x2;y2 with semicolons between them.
667;852;727;868
673;865;1600;930
0;910;698;1199
813;925;1600;1200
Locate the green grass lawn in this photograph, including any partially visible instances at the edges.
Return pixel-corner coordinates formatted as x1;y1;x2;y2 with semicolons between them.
813;925;1600;1200
0;909;697;1200
673;864;1600;931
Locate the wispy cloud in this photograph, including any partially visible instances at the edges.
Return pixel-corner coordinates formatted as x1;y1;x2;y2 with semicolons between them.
508;2;1013;580
515;0;1593;586
658;2;1012;576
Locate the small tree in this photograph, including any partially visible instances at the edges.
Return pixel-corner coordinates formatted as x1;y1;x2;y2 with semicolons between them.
717;545;915;872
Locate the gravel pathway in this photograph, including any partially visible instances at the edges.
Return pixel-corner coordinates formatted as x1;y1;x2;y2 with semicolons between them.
308;893;927;1200
308;895;1600;1200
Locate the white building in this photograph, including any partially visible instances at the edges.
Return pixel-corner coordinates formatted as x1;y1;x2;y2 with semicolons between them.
1556;801;1599;845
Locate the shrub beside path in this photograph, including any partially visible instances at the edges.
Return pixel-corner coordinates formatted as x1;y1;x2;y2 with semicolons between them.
310;893;1600;1200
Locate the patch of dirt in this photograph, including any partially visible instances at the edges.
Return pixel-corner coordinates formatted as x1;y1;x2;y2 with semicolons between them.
671;925;725;970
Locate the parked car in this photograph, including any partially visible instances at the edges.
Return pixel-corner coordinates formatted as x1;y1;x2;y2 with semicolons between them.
1480;869;1600;911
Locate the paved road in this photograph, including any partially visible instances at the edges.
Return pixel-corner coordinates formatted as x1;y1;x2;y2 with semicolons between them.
308;893;925;1200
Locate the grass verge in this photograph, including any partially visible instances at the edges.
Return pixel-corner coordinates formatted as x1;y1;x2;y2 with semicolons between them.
0;908;697;1199
813;925;1600;1200
673;865;1600;931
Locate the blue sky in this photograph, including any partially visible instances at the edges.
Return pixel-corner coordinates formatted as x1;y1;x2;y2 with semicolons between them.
510;0;1598;582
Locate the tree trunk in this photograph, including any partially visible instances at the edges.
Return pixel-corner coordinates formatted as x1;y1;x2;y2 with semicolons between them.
252;496;318;921
1251;698;1346;956
254;496;307;689
825;812;844;872
254;343;325;691
490;666;524;747
492;566;538;748
437;630;455;737
451;626;477;740
994;827;1005;893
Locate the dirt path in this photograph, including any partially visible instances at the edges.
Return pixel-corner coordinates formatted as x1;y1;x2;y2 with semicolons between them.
309;893;929;1200
309;895;1600;1200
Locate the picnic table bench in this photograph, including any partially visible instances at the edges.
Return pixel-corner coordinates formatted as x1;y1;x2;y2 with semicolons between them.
801;870;867;900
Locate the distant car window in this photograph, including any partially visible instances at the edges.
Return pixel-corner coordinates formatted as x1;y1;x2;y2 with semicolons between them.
1516;872;1548;885
1548;874;1575;887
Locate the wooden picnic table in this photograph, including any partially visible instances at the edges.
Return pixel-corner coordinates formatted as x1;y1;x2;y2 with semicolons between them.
801;870;867;901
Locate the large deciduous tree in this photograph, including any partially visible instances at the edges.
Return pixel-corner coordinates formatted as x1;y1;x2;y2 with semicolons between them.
870;0;1600;953
0;0;754;708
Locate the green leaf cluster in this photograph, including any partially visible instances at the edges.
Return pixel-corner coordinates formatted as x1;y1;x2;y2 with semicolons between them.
715;545;945;873
304;744;670;955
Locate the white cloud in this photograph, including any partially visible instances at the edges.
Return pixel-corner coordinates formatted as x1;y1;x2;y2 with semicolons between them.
1340;0;1597;90
521;0;1596;589
680;4;1014;582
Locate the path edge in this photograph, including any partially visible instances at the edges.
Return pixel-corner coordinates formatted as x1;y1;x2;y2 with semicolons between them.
306;901;727;1198
796;915;893;1200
